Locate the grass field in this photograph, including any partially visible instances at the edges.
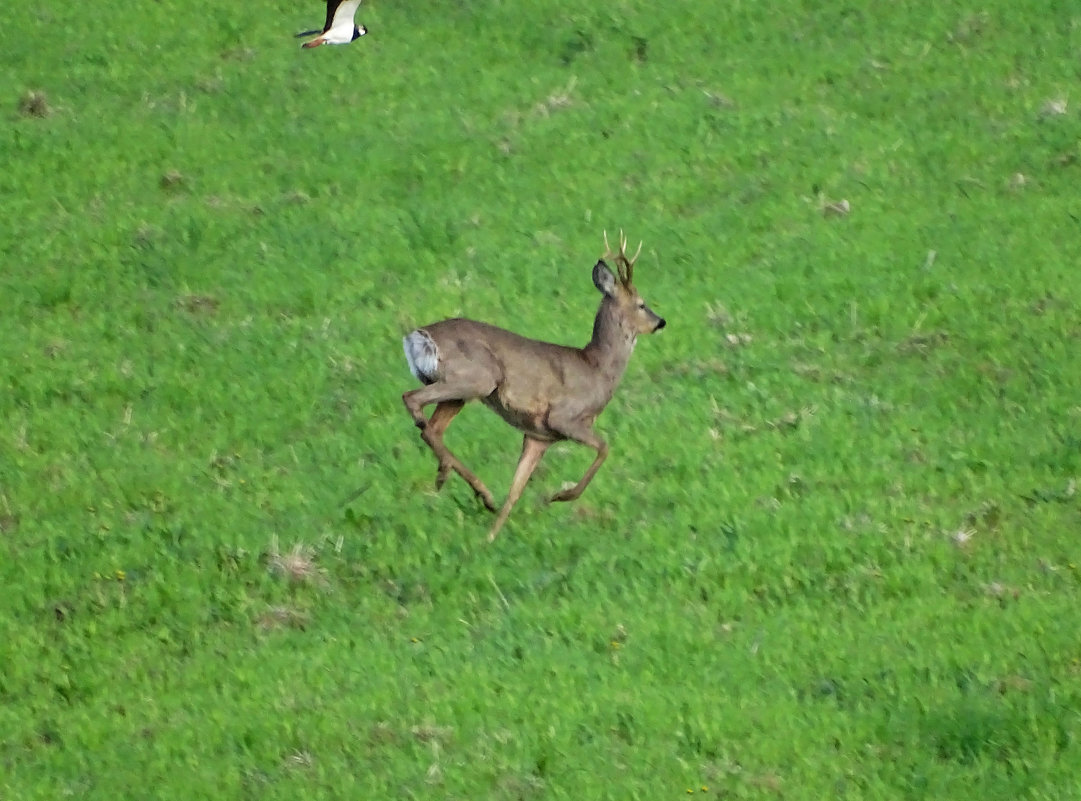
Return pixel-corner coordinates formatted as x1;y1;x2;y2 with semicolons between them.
3;1;1081;798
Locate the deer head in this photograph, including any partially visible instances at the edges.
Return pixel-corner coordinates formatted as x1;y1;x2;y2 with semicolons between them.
593;229;665;338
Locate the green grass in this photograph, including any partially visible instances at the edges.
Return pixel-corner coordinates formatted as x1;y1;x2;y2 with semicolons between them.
3;0;1081;798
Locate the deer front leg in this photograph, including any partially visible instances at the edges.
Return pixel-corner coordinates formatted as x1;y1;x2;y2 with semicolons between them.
488;436;550;542
548;424;609;503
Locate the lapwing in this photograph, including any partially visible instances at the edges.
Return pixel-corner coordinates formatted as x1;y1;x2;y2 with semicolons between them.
297;0;367;48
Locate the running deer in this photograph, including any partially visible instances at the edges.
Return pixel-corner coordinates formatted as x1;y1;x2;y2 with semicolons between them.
401;231;666;541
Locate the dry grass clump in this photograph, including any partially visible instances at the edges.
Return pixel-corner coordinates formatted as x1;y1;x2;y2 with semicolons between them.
19;90;50;118
255;605;310;630
266;537;325;585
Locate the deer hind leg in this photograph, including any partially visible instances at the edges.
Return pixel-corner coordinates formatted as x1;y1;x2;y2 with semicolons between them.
423;401;465;489
547;423;609;503
403;382;498;511
488;436;551;542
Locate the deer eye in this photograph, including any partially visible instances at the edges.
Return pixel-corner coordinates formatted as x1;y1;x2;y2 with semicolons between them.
636;302;646;310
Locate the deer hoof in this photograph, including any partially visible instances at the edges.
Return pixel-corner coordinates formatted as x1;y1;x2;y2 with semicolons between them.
550;482;579;503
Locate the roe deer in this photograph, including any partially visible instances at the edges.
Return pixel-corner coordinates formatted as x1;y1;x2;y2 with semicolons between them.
402;231;666;541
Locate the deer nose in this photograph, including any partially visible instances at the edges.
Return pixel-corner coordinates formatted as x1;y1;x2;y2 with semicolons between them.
655;318;666;331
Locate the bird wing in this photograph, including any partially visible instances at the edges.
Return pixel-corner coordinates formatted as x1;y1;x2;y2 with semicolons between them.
329;0;363;30
320;0;337;33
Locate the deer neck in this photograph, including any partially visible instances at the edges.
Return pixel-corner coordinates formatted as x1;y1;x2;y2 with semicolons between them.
583;297;637;381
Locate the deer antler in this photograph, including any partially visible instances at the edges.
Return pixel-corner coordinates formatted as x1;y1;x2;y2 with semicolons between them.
621;230;643;284
603;229;643;286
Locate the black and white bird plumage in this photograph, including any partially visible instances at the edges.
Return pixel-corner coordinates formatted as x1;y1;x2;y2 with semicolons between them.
297;0;367;48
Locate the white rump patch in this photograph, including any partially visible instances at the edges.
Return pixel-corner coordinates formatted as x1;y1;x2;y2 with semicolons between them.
403;329;440;384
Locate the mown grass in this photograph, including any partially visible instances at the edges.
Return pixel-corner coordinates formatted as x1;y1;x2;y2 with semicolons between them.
3;0;1081;798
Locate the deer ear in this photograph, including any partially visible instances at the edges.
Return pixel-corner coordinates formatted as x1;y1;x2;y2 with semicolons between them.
592;260;618;296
